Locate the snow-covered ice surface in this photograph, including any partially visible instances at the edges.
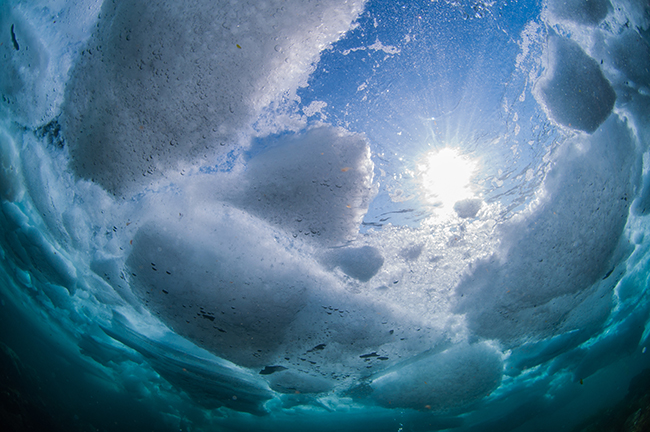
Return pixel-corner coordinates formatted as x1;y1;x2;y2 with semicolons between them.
1;0;650;430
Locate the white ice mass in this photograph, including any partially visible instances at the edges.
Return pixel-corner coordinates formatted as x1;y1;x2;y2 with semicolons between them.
1;0;650;431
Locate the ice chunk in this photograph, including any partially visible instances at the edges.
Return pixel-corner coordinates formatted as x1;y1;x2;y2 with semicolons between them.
594;26;650;146
401;244;423;261
103;314;273;415
369;342;502;412
266;369;334;394
537;34;616;133
325;246;384;282
573;305;647;381
505;330;587;376
230;127;375;245
633;171;650;216
0;202;77;293
547;0;611;25
600;28;650;89
126;204;316;367
454;116;637;345
0;129;24;202
61;0;365;195
454;198;483;219
0;5;52;127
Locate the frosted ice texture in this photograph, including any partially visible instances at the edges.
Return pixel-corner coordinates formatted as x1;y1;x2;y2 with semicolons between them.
453;198;483;219
547;0;611;25
537;34;616;133
455;116;637;345
0;3;53;127
325;246;384;282
228;127;375;245
61;0;365;195
0;130;24;202
369;342;502;412
127;209;314;368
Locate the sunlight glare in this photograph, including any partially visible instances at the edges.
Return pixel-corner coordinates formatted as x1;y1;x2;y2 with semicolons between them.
419;148;478;213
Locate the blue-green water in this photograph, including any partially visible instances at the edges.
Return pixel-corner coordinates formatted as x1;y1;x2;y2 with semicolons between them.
1;0;650;431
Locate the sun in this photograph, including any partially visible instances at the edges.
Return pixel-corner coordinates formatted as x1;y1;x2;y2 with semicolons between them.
418;147;478;214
